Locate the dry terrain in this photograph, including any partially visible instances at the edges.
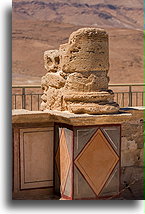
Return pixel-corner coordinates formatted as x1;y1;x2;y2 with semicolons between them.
12;0;143;85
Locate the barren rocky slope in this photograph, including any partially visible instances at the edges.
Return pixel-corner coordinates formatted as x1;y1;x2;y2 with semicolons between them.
12;0;143;85
13;0;143;29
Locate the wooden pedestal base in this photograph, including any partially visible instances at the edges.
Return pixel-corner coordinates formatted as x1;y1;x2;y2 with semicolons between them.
55;124;121;200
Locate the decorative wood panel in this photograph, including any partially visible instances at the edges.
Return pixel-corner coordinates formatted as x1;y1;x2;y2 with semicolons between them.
74;165;96;199
101;126;120;155
99;162;120;196
54;125;61;195
74;127;98;159
55;128;71;194
13;128;20;193
20;127;54;189
74;129;119;196
63;128;73;198
55;124;121;200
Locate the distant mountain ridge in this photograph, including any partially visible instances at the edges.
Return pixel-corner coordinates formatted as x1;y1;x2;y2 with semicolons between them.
12;0;143;85
13;0;143;30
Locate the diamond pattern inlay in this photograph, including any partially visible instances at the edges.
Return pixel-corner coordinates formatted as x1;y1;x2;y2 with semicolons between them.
74;129;119;196
55;128;71;193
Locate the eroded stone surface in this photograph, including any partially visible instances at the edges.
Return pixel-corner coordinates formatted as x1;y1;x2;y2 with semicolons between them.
44;50;60;72
12;108;132;126
63;72;109;92
41;28;119;114
59;28;109;73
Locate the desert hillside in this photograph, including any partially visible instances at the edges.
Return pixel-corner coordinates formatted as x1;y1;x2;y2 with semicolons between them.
12;0;143;85
12;0;143;29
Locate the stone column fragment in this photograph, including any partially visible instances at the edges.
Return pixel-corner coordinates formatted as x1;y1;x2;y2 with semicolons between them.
41;28;119;114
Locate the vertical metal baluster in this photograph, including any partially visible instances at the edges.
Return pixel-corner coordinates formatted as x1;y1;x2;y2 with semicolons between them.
124;92;126;107
12;95;13;109
119;93;121;107
24;94;27;109
22;87;26;109
114;93;116;103
38;94;40;110
118;93;120;107
136;92;138;106
31;94;32;111
122;93;124;107
120;93;122;107
15;95;17;109
117;93;119;104
21;89;23;109
128;85;132;107
115;93;117;103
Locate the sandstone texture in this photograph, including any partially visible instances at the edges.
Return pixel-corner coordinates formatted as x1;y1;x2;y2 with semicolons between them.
59;28;109;73
44;50;60;72
41;28;119;114
120;108;144;199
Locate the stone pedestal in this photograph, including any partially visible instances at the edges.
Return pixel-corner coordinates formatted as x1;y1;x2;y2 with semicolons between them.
54;119;122;200
12;109;133;200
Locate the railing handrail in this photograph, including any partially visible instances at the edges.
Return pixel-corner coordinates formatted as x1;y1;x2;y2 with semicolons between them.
109;83;145;87
12;83;145;88
12;85;41;88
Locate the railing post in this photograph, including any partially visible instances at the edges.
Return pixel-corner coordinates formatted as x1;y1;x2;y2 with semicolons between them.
22;87;26;109
128;85;132;107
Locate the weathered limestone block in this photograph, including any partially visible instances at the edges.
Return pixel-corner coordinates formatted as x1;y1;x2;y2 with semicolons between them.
64;101;119;114
121;166;143;199
59;28;109;73
64;72;108;92
63;91;114;103
121;109;144;168
41;28;119;114
121;149;142;167
41;72;65;90
44;50;60;72
41;87;63;111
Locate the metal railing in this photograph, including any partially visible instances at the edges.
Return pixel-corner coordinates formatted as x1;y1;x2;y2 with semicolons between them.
12;85;42;111
12;83;145;111
109;83;145;107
